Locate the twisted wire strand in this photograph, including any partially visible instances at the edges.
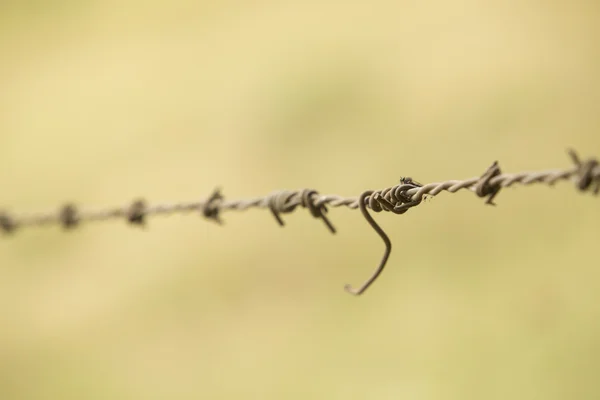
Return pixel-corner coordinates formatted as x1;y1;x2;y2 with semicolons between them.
1;149;598;295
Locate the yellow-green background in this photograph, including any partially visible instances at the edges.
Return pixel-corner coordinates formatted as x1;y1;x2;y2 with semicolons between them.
1;1;599;399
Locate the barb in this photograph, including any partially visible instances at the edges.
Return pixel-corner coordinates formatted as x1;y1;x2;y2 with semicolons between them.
1;149;599;295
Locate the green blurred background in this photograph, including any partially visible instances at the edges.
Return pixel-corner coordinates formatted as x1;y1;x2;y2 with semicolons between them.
1;1;600;398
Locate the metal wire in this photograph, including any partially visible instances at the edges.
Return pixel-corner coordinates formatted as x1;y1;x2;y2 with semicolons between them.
1;149;599;295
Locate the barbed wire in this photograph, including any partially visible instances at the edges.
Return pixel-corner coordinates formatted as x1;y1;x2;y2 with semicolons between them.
1;149;599;295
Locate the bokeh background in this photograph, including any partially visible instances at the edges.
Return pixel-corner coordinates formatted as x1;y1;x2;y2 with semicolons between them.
1;1;600;398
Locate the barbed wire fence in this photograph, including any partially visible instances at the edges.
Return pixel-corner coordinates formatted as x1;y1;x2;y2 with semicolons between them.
1;149;598;295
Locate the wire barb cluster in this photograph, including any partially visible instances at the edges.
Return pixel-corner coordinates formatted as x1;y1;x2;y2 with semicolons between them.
1;149;599;295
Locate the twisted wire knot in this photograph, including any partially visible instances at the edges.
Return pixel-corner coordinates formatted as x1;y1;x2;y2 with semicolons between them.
127;199;147;226
0;211;16;234
364;179;424;215
202;188;224;224
299;189;336;233
267;189;336;233
267;190;297;226
569;149;600;194
475;161;502;205
59;203;79;229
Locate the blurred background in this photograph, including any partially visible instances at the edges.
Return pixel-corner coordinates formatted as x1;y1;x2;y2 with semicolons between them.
1;1;600;398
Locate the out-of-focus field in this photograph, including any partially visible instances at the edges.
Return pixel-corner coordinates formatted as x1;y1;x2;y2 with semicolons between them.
1;1;600;398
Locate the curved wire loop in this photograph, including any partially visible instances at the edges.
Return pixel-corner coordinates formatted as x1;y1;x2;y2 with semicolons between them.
344;179;425;296
344;190;392;296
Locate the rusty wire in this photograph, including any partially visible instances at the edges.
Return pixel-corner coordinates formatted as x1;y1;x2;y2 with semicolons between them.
1;149;599;295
